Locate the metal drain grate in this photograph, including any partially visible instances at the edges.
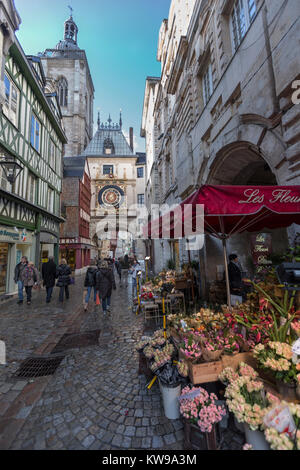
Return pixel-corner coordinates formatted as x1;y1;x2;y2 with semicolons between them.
12;355;65;378
51;330;101;354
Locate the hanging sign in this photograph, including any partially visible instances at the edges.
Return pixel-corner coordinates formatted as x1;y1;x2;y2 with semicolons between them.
251;233;272;265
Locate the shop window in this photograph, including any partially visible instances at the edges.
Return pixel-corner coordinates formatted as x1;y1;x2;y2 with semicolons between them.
30;114;40;152
47;188;54;213
3;74;19;128
0;243;8;295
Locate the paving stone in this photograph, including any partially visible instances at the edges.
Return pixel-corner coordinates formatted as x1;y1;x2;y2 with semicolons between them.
111;434;123;447
101;431;114;444
163;433;176;445
122;436;132;449
152;435;164;449
141;437;152;449
82;435;95;449
136;427;147;438
15;406;33;420
11;381;27;392
124;426;135;437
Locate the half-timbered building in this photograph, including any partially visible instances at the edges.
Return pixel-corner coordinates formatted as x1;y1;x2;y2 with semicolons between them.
0;7;67;297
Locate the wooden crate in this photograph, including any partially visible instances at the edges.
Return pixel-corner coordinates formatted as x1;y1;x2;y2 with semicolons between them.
221;352;257;371
188;360;223;385
183;420;218;450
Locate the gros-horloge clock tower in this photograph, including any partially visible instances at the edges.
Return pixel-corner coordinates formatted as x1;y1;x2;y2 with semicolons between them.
84;112;146;260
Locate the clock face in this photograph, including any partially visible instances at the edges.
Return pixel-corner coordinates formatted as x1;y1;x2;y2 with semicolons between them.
98;185;125;208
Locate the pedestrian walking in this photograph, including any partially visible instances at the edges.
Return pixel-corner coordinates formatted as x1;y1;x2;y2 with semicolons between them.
83;259;98;311
20;261;39;305
14;256;28;305
115;258;122;286
130;259;141;298
120;255;129;288
42;256;57;304
56;259;72;303
95;260;116;316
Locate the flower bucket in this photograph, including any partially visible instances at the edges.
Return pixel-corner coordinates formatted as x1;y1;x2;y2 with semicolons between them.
159;380;181;420
243;423;270;451
275;380;298;402
202;348;223;363
234;417;245;434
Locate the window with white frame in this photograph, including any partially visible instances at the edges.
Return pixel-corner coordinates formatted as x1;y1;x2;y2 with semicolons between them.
103;165;114;175
137;194;145;206
30;114;40;152
48;187;54;213
231;0;257;51
3;74;19;127
49;140;56;170
27;172;36;204
202;63;213;107
137;167;144;178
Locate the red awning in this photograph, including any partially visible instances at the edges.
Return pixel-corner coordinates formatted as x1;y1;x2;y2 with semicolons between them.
144;185;300;239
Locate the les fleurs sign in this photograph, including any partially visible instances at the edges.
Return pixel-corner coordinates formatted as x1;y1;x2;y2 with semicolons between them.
239;189;300;205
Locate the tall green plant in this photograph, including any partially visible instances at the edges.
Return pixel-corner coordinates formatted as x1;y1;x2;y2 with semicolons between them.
252;282;296;343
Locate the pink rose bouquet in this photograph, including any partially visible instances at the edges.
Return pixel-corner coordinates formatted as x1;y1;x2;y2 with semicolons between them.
179;386;226;433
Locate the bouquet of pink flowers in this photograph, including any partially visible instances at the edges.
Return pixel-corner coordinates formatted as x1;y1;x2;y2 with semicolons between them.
179;386;226;433
180;338;202;363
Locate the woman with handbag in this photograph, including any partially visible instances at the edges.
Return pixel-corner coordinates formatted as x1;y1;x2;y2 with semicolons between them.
20;261;39;305
56;259;72;303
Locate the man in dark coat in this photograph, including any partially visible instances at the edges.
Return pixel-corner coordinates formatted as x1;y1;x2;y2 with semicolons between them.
56;259;72;302
95;260;116;315
115;258;122;286
228;254;247;302
83;259;98;311
42;257;57;304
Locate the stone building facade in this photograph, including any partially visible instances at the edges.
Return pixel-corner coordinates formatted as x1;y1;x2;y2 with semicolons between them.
141;0;300;287
40;13;94;157
85;113;146;260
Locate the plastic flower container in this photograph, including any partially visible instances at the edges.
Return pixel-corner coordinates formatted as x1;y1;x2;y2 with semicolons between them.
243;423;270;451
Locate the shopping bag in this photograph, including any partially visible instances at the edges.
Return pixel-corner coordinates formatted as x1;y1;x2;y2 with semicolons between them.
96;293;101;306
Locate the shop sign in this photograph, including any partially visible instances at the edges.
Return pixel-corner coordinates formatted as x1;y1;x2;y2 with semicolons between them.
0;226;33;244
251;233;272;265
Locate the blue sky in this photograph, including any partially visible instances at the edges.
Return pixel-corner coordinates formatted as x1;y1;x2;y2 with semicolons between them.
14;0;171;152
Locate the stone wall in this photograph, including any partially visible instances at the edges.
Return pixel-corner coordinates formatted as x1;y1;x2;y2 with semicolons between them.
141;0;300;278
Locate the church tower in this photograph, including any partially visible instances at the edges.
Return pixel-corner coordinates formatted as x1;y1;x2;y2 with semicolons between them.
39;9;94;157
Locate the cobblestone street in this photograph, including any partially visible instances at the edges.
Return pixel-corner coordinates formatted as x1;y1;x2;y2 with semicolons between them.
0;276;244;450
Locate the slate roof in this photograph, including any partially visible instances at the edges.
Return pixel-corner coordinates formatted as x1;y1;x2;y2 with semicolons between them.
84;128;135;157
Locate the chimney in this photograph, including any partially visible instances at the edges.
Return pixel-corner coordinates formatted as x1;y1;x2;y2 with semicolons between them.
129;127;134;152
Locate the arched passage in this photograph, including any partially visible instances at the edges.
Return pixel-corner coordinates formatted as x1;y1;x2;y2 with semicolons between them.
201;141;289;297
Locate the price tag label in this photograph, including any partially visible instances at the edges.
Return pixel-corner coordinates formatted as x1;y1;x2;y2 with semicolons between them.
292;338;300;355
179;389;202;402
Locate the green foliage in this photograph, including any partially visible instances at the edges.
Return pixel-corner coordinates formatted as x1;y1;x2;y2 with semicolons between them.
167;259;176;270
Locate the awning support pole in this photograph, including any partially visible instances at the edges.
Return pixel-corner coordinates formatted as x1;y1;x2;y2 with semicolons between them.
222;237;231;308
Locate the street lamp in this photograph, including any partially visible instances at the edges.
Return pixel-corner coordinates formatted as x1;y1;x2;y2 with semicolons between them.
0;156;23;184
